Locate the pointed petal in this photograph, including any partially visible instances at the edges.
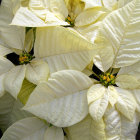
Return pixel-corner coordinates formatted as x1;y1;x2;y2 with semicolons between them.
11;7;47;27
75;9;106;27
94;0;140;68
116;75;140;89
104;107;121;138
89;93;109;121
49;0;68;20
115;87;136;120
117;61;140;81
93;42;114;72
24;70;93;127
66;115;106;140
11;7;68;27
0;45;12;56
108;86;118;107
24;28;34;53
4;65;26;99
0;56;14;75
26;60;50;85
0;4;25;50
87;84;106;104
35;26;94;73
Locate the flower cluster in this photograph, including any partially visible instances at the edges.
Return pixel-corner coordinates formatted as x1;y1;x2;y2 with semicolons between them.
0;0;140;140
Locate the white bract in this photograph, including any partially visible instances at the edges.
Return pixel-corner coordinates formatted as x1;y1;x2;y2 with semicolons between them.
22;0;140;128
0;28;49;98
0;0;94;99
24;70;93;127
66;107;140;140
23;62;140;126
66;115;106;140
104;106;140;140
1;117;64;140
0;0;49;98
93;0;140;72
11;0;118;42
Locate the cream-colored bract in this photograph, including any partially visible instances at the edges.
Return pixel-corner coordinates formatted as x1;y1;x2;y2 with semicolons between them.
24;70;93;127
11;0;118;42
34;27;95;73
94;0;140;72
0;28;50;98
23;57;139;127
1;0;94;99
1;117;64;140
81;0;118;10
104;106;140;140
116;61;140;89
66;107;139;140
66;115;106;140
0;0;25;50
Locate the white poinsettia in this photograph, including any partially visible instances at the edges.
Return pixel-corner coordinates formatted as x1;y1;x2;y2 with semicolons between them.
93;0;140;71
65;115;106;140
66;106;139;140
1;117;64;140
22;0;140;128
0;26;94;99
23;70;93;127
0;28;49;99
11;0;118;42
34;27;94;73
0;0;94;98
0;0;49;98
104;106;140;140
23;62;140;127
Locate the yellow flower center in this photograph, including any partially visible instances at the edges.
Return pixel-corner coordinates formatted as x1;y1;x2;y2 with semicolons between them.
65;15;75;27
99;73;115;87
19;52;34;65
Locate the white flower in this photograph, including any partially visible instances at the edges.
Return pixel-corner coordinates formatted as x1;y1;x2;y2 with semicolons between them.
66;107;140;140
1;117;65;140
23;1;140;127
0;0;95;99
11;0;118;42
23;62;140;126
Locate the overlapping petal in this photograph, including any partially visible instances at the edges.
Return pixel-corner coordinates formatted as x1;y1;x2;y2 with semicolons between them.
94;0;140;71
34;26;94;73
0;0;25;50
1;117;64;140
4;65;26;99
66;115;106;140
24;70;93;127
26;60;50;85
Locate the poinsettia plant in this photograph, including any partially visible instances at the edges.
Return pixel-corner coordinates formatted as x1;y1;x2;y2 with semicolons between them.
0;0;140;140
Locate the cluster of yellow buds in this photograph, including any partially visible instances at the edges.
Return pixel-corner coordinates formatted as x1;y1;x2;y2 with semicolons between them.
19;52;34;65
99;73;115;87
65;15;75;27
